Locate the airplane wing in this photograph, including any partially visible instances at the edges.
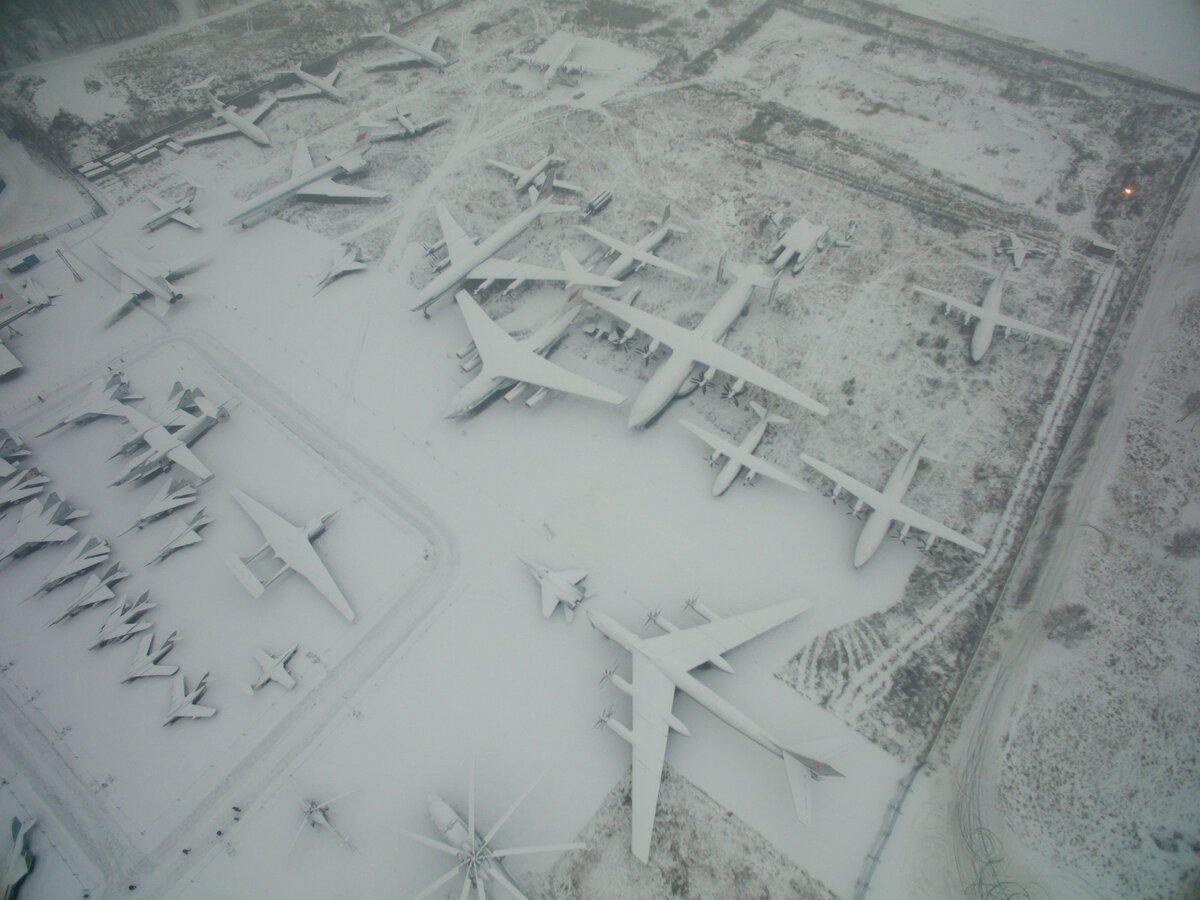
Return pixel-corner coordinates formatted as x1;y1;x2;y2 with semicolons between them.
253;648;297;688
296;178;390;201
179;700;216;720
990;310;1071;344
434;204;477;266
179;123;241;144
560;569;588;585
628;654;677;864
291;140;314;178
277;85;323;101
912;285;982;322
169;210;202;229
578;225;698;279
540;582;561;618
537;174;583;194
677;420;808;492
642;598;810;673
799;453;885;509
165;445;213;481
455;292;624;405
247;95;278;123
486;159;525;180
468;256;620;288
581;291;829;417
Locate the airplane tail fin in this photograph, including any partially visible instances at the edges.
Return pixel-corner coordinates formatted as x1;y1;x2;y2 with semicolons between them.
889;432;944;464
662;203;689;234
748;401;789;426
227;554;266;598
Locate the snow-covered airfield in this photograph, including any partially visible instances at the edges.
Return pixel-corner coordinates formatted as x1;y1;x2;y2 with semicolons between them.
0;0;1198;897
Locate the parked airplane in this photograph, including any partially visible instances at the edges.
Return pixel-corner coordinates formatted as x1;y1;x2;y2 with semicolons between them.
227;489;355;623
97;243;199;325
142;188;200;231
912;268;1070;362
48;564;128;626
293;795;354;851
580;263;829;428
679;402;807;496
361;28;447;70
0;430;30;474
181;89;276;146
0;278;53;376
29;536;110;597
514;33;587;90
227;137;389;227
360;107;448;142
148;508;214;565
245;644;299;693
278;64;347;102
579;205;698;281
0;493;85;564
163;672;216;725
400;770;585;900
91;591;156;649
3;817;35;900
36;371;139;436
122;631;179;682
487;146;582;194
125;478;198;532
766;218;830;276
997;232;1045;269
409;170;620;315
800;434;987;567
518;555;589;621
446;290;623;417
316;243;367;293
0;468;47;511
111;404;226;485
589;598;841;863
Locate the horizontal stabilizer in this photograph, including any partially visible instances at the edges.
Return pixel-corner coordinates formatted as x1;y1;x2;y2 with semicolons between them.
227;554;266;598
782;753;814;824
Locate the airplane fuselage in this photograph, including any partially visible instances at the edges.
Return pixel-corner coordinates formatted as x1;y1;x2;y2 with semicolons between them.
228;154;367;225
627;272;758;428
294;67;347;101
513;155;562;193
968;273;1007;362
603;224;671;281
712;416;771;496
107;250;179;302
375;33;447;68
213;101;270;146
853;439;924;567
543;39;578;89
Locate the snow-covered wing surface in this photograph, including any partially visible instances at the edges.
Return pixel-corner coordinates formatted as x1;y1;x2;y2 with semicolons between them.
290;140;314;178
677;419;808;492
455;292;624;405
163;444;213;482
296;178;390;201
254;648;296;688
230;490;355;622
180;123;241;144
468;256;618;287
434;204;476;266
168;674;215;719
991;309;1071;343
578;225;698;279
644;598;810;673
169;210;201;229
486;159;524;178
629;653;676;864
581;291;829;416
276;86;322;100
560;569;588;585
912;285;982;322
0;341;20;377
539;582;561;618
247;95;278;123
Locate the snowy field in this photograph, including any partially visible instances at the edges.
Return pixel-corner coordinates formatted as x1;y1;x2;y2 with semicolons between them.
0;0;1197;898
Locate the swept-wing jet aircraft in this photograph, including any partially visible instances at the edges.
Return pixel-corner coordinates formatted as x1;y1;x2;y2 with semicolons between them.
0;493;85;564
800;434;987;567
37;371;138;436
48;564;128;626
487;146;582;194
589;598;842;863
227;489;355;623
579;205;698;281
91;591;156;649
679;402;807;496
580;262;828;428
29;536;110;597
163;672;216;725
181;90;276;146
361;28;447;70
148;508;214;564
111;404;225;485
446;290;623;417
125;478;198;532
0;468;48;511
277;64;347;102
245;644;299;693
141;189;200;231
316;243;367;293
97;243;199;326
360;107;448;142
122;631;179;682
409;170;619;315
518;555;589;621
228;137;389;227
912;268;1070;362
3;817;35;900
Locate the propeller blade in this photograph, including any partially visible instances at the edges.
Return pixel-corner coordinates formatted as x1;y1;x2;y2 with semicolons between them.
318;788;359;810
285;816;309;856
459;872;473;900
468;763;476;844
484;770;549;844
490;872;531;900
476;875;487;900
396;827;462;857
412;863;467;900
492;842;587;859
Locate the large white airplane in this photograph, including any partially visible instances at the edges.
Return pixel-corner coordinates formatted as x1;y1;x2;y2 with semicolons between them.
800;434;987;567
245;644;299;693
409;171;620;315
36;371;139;436
48;563;128;626
96;243;198;326
0;493;85;564
766;217;830;276
111;404;225;485
122;631;179;682
361;28;447;70
912;268;1070;362
487;146;582;194
446;290;624;417
163;672;216;725
227;489;355;624
679;402;808;496
360;107;448;143
91;591;156;649
142;188;200;231
181;89;277;146
3;817;35;900
518;554;589;621
514;33;587;90
588;599;842;864
400;772;585;900
277;64;347;102
580;263;829;428
227;137;389;227
579;205;698;281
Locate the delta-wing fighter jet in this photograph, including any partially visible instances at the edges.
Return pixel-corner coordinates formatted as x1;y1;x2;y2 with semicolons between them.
912;268;1070;362
29;536;111;597
580;262;828;428
316;243;367;293
49;563;128;625
518;555;589;621
0;468;48;511
588;598;842;864
410;170;620;315
278;65;347;102
487;146;583;194
97;243;199;326
227;489;355;623
361;28;447;70
37;371;139;436
800;434;987;567
122;631;178;682
579;205;698;281
228;137;389;227
245;644;298;693
2;817;35;900
163;672;215;725
141;189;200;231
0;493;85;564
446;290;624;417
679;402;807;496
91;591;156;649
125;478;198;532
181;89;276;146
148;508;214;565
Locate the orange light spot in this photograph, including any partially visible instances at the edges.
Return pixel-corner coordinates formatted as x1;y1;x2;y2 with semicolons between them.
1123;186;1134;195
